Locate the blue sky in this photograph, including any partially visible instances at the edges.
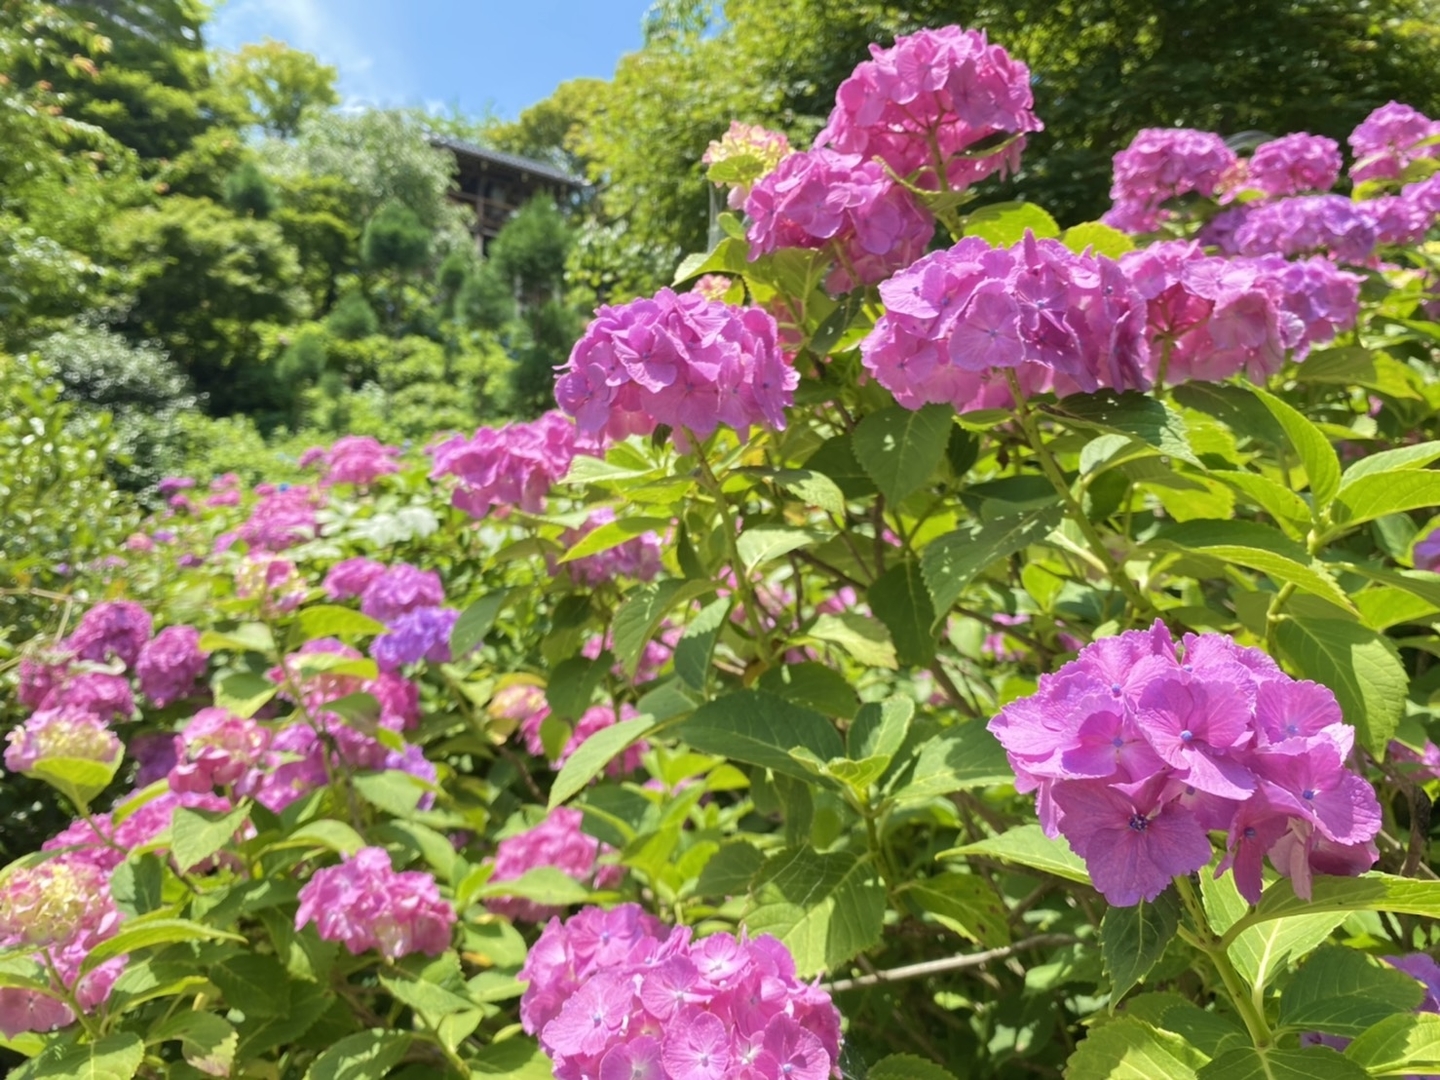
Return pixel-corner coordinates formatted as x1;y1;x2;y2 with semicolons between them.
208;0;652;121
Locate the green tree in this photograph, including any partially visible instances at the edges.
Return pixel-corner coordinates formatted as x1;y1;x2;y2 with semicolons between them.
488;197;573;302
224;160;279;218
361;200;432;274
219;37;339;137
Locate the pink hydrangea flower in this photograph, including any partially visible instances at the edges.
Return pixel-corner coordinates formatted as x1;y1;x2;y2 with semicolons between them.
1349;102;1440;183
17;653;68;709
359;564;445;623
1242;133;1342;198
690;274;734;303
860;233;1150;411
41;672;134;721
168;707;270;793
65;601;152;668
988;621;1382;906
487;807;622;922
519;905;842;1080
295;847;455;959
745;149;933;294
429;411;588;518
309;435;401;486
41;790;231;876
1103;128;1238;233
4;706;122;775
135;625;209;708
323;556;388;601
237;484;318;551
815;25;1041;192
559;508;665;587
1222;195;1378;264
557;289;797;442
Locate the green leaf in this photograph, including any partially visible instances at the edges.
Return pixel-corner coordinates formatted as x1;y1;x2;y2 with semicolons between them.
804;433;876;499
1228;873;1440;936
964;201;1061;246
672;690;844;780
1278;946;1423;1037
851;404;954;505
1332;470;1440;528
1251;386;1341;507
353;770;435;818
745;849;885;976
848;698;913;764
1198;1047;1369;1080
1275;616;1407;753
283;819;368;856
941;824;1090;885
1154;519;1355;612
1064;1017;1204;1080
545;654;607;722
20;1032;144;1080
1102;888;1181;1002
171;803;251;873
1345;1013;1440;1076
757;662;860;719
297;605;385;640
767;468;847;515
379;973;479;1026
672;236;748;285
213;671;279;718
469;1037;553;1078
209;953;290;1016
450;589;511;656
110;854;164;917
474;866;591;906
808;612;897;668
869;561;938;667
29;755;119;811
1059;221;1136;258
151;1012;237;1078
868;1055;960;1080
558;516;670;563
906;872;1011;946
921;506;1064;625
81;918;243;974
1050;391;1199;466
1341;440;1440;482
611;580;712;676
304;1030;411;1080
891;722;1014;804
1212;471;1311;536
736;526;820;572
198;623;275;655
674;597;729;690
696;841;766;898
549;716;658;809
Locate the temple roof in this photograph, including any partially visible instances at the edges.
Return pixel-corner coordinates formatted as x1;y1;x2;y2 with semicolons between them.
429;135;585;190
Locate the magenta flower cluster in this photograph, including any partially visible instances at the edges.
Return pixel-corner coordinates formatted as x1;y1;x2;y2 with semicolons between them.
988;622;1382;907
860;233;1149;412
520;904;842;1080
135;625;209;708
815;25;1041;192
295;847;455;959
487;807;623;923
744;149;933;294
429;411;588;518
233;484;318;552
559;508;665;587
1223;195;1379;264
1103;128;1238;233
1350;101;1440;183
1242;133;1343;199
302;435;401;486
557;288;796;442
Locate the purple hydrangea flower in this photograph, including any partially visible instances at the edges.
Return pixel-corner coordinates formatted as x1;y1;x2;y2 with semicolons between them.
295;847;455;959
371;606;459;671
135;625;209;708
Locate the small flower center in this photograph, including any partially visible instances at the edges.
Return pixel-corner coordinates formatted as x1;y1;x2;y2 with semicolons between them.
1244;826;1257;840
1109;683;1122;697
1111;735;1125;749
1180;729;1194;742
1302;789;1316;801
1128;813;1149;832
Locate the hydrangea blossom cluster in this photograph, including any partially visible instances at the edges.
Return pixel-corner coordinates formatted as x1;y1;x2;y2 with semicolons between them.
520;904;842;1080
815;25;1041;192
487;808;622;922
860;233;1149;411
295;847;455;959
234;484;317;551
323;556;388;601
1222;195;1378;264
167;707;270;793
988;622;1382;907
359;563;445;622
372;606;459;671
744;149;933;293
135;624;209;707
67;600;152;667
559;508;665;586
1349;101;1440;184
4;705;122;775
0;855;126;1038
34;672;134;721
429;411;587;518
1241;133;1342;199
1103;128;1238;233
557;288;797;441
303;435;401;486
1358;194;1434;247
703;121;793;208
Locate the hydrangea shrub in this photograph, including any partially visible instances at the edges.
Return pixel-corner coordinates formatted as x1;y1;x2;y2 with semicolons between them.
7;21;1440;1080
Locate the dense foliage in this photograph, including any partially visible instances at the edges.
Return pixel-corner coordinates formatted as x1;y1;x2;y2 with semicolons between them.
16;9;1440;1080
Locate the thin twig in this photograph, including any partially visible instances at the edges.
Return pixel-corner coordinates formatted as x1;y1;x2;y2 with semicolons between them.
821;933;1077;993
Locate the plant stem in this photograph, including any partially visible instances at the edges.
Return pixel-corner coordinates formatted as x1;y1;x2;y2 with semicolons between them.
820;933;1078;992
1004;371;1153;619
1174;876;1272;1047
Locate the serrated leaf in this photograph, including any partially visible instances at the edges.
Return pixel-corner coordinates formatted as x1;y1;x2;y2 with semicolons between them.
611;580;712;676
848;698;913;765
674;598;730;691
906;873;1011;946
808;612;897;668
745;849;885;976
549;716;657;809
1251;386;1341;507
1102;889;1180;1002
303;1030;410;1080
545;654;607;722
1345;1013;1440;1075
297;605;385;640
81;918;244;974
696;842;765;898
869;561;938;667
1059;221;1135;258
1341;440;1440;482
1332;470;1440;528
922;506;1064;625
1199;1046;1369;1080
803;434;876;499
672;690;844;780
1278;946;1422;1037
213;672;279;718
198;623;274;655
1275;616;1407;753
1051;391;1199;466
869;1054;960;1080
475;866;592;906
852;404;954;505
891;722;1014;804
29;755;118;811
450;589;511;657
209;953;289;1016
764;468;846;514
736;527;820;572
757;662;859;719
964;201;1061;246
557;516;670;563
1064;1016;1205;1080
171;804;251;873
941;824;1091;885
20;1032;144;1080
152;1012;238;1078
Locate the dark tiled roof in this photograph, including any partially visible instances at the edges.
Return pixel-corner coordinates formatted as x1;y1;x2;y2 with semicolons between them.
429;135;586;189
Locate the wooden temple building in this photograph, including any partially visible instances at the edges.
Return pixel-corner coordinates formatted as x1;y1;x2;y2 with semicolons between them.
430;136;586;253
